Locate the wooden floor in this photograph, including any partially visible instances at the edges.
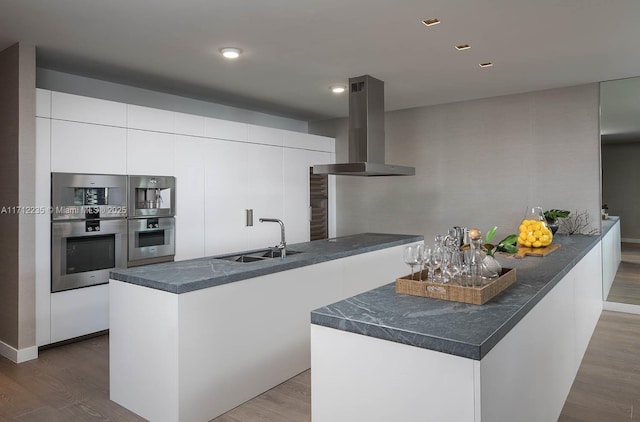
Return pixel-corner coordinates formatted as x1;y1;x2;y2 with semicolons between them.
559;311;640;421
607;242;640;305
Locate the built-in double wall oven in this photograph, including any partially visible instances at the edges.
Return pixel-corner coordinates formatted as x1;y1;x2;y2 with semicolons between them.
51;173;128;292
51;173;176;292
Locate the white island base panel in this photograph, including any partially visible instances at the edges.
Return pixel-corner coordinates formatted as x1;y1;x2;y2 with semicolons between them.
311;245;603;422
109;244;412;422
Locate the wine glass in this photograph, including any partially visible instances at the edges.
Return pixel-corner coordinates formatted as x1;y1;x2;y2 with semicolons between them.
426;247;443;282
415;244;425;281
448;250;463;284
403;245;419;280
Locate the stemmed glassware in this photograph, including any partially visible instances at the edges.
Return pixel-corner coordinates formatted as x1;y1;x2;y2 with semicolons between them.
403;245;420;280
415;244;425;281
425;246;442;281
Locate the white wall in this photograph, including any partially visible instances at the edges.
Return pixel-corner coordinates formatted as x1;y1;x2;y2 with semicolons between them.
310;84;601;242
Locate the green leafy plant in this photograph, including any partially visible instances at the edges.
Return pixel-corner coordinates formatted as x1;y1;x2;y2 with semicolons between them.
544;209;570;222
484;226;519;256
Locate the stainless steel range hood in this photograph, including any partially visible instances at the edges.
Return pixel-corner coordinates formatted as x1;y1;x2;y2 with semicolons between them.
313;75;415;177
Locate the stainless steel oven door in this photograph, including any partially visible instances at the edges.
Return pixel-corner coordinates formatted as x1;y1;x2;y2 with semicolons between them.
51;219;127;292
127;217;175;266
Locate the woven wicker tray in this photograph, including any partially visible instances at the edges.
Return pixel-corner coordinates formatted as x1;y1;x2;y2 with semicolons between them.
395;268;516;305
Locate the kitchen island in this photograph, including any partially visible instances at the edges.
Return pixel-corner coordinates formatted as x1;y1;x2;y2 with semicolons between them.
108;233;422;422
311;234;604;422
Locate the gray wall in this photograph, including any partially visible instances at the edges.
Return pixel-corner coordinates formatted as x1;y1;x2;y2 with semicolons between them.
0;43;36;351
602;141;640;241
37;68;308;133
310;84;601;243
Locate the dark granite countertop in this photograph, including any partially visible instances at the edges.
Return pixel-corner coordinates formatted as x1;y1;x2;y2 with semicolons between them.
310;234;602;360
110;233;422;294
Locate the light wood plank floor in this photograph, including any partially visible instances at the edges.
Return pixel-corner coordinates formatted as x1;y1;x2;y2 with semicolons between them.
1;313;639;421
607;242;640;305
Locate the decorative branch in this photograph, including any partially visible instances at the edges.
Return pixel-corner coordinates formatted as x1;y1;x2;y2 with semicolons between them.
558;210;599;235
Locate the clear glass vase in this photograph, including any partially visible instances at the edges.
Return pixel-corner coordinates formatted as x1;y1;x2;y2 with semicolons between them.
518;206;553;248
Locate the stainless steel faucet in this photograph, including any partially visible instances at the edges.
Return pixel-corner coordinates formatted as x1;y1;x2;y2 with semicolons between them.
259;218;286;258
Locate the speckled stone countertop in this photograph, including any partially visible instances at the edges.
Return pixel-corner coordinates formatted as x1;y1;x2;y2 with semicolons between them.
110;233;422;294
311;233;602;360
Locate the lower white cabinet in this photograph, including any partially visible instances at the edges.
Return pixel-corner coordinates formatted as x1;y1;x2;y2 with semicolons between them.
311;245;603;422
110;243;408;422
50;284;109;343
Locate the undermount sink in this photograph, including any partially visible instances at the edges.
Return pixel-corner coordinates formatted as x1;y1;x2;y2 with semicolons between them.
217;249;301;263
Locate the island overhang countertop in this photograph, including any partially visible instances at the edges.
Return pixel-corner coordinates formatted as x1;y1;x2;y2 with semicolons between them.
311;232;608;360
109;233;422;294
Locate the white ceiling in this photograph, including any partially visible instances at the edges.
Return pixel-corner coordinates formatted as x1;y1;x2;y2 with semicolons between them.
1;0;640;123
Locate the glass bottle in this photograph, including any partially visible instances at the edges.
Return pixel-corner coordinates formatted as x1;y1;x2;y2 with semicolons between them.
518;206;553;248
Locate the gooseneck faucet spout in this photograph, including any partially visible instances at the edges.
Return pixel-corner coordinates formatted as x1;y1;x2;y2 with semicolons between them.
259;218;286;258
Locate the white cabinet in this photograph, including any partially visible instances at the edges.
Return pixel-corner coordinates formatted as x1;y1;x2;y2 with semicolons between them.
175;112;205;137
50;120;127;174
36;88;51;118
126;129;175;175
110;243;406;422
247;144;284;249
174;135;206;260
51;91;127;127
50;285;109;343
127;104;174;133
248;124;283;146
35;117;51;346
283;130;334;152
204;139;249;256
205;117;247;142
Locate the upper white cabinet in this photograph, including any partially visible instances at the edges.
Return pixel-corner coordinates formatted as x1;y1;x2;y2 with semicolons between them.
126;129;175;176
127;104;174;133
248;124;283;146
36;88;51;118
283;131;334;153
50;120;127;174
175;112;205;137
51;91;127;127
205;117;247;142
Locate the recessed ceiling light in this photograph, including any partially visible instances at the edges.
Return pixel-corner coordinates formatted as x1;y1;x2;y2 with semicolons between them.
330;85;346;94
421;18;441;27
479;62;493;68
220;47;242;59
455;44;471;51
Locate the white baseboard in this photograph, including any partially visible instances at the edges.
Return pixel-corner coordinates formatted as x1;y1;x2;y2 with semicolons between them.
0;340;38;363
621;238;640;244
603;301;640;315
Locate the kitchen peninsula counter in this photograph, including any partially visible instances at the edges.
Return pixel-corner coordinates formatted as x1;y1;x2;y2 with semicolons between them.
310;233;605;422
311;234;600;360
110;232;421;293
109;232;422;422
